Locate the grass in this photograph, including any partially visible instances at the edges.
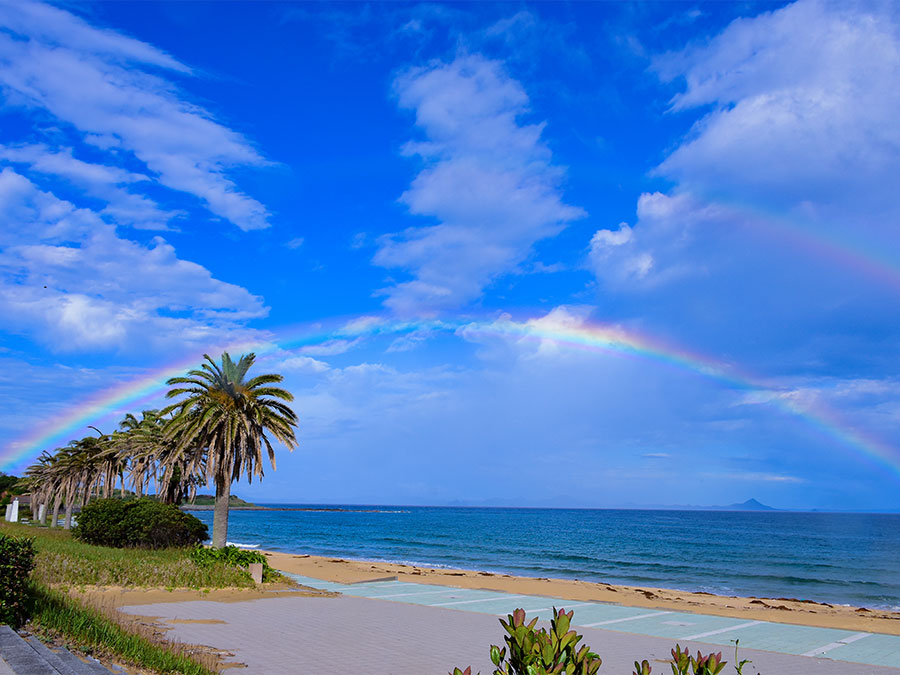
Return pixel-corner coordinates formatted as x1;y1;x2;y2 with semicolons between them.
0;521;268;588
27;582;219;675
0;521;293;673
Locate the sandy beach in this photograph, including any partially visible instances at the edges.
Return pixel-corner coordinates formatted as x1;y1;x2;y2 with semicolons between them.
262;550;900;635
65;582;335;608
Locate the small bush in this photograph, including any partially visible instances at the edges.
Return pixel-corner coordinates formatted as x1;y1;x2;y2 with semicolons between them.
73;498;208;549
453;610;752;675
668;644;727;675
189;545;278;582
0;533;36;626
454;607;601;675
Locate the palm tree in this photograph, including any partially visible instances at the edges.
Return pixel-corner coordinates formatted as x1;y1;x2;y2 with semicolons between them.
22;450;56;524
163;352;298;547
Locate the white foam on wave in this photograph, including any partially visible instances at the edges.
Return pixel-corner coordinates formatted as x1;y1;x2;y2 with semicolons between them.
227;541;259;549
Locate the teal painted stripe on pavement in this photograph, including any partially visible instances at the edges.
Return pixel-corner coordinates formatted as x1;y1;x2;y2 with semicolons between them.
281;573;900;669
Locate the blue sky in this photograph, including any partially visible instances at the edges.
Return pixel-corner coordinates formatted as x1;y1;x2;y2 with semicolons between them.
2;0;900;510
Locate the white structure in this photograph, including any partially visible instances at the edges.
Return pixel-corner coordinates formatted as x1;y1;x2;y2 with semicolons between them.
9;498;18;522
38;503;46;522
3;503;10;521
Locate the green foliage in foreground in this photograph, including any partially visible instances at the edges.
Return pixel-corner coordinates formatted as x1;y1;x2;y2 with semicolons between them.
73;498;208;549
28;582;215;675
669;644;726;675
498;607;601;675
0;522;254;589
0;533;36;627
452;610;755;675
189;545;281;582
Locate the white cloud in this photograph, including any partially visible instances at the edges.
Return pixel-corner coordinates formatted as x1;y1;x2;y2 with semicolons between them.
0;0;270;231
705;472;805;484
0;143;180;230
591;1;900;293
375;54;585;313
299;338;363;357
0;1;189;73
588;192;727;288
654;0;900;216
386;328;433;353
339;315;385;335
280;355;331;374
458;306;606;363
285;237;305;250
0;168;266;351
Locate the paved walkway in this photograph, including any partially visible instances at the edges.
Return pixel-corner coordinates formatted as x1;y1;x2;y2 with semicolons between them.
118;576;900;674
286;574;900;670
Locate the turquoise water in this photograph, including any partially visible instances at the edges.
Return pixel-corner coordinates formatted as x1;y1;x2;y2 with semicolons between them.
190;506;900;610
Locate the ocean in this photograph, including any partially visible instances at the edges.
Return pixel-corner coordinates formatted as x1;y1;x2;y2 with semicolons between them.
189;506;900;610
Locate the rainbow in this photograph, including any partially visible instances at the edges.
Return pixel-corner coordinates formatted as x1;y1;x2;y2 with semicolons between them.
3;313;898;481
696;193;900;294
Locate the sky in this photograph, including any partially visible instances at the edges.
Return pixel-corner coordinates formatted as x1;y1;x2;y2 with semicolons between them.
1;0;900;510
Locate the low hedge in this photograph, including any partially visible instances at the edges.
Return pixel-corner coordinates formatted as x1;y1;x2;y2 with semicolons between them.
0;532;36;626
73;498;208;549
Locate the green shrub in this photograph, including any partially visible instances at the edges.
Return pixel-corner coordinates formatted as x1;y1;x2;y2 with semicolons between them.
668;644;726;675
453;607;601;675
73;498;207;549
189;545;278;582
0;533;36;627
453;609;751;675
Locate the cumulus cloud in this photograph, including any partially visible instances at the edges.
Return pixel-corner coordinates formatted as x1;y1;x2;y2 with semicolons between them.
591;0;900;291
585;0;900;398
0;0;270;231
0;168;266;352
375;54;584;313
588;192;728;288
279;355;331;374
654;0;900;216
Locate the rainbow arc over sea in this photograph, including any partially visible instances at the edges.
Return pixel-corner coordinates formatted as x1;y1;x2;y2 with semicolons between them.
3;313;899;480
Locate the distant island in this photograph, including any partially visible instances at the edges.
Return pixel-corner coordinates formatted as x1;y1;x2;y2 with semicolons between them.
441;497;779;511
683;498;777;511
183;494;261;509
633;498;778;512
717;498;776;511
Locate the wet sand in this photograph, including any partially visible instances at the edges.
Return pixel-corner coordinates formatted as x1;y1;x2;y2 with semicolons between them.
262;551;900;635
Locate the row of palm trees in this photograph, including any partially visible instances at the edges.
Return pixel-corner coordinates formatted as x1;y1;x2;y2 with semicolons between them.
21;352;298;547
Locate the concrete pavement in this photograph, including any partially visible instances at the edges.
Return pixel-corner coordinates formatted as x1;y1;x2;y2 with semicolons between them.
120;594;900;674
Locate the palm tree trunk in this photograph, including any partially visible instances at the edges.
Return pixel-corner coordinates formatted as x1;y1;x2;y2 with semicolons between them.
64;500;73;530
50;496;60;528
212;474;231;548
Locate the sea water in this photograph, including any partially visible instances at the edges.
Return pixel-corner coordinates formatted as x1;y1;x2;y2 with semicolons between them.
190;506;900;610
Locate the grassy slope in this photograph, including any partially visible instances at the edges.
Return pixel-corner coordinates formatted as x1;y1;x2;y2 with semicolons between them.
29;583;217;675
0;522;284;674
0;521;258;588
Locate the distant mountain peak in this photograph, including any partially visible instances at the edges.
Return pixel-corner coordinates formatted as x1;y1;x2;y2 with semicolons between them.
730;498;775;511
